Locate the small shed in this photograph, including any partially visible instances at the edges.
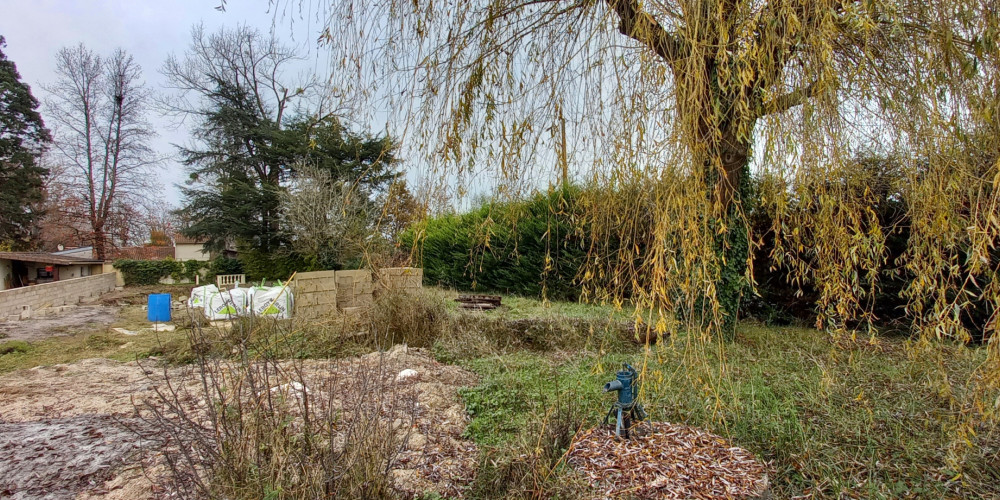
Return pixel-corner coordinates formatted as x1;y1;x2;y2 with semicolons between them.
0;252;105;291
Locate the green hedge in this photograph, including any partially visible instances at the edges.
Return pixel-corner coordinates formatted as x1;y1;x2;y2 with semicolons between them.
403;186;586;300
206;256;244;281
114;258;218;285
237;251;302;282
114;259;183;285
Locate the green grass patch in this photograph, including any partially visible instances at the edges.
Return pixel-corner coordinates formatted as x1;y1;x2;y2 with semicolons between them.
0;340;32;356
455;319;998;498
0;320;190;374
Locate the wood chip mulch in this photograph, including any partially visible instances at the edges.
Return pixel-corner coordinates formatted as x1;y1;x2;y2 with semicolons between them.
567;422;769;499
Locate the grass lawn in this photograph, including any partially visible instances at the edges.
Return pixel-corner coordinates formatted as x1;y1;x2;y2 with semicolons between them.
0;305;189;374
447;296;998;499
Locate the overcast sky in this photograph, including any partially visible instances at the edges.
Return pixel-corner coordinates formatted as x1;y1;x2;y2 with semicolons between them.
1;0;336;208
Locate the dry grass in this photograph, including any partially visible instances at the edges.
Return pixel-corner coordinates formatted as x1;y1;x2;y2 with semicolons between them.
136;314;419;499
0;306;188;375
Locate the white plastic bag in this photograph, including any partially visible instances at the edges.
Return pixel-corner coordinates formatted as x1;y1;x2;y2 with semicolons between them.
250;286;294;319
188;284;219;309
205;285;250;320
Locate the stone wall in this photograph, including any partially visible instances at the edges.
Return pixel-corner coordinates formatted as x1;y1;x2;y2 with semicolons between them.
0;273;116;319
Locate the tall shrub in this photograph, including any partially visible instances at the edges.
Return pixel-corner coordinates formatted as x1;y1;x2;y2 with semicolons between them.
407;186;586;300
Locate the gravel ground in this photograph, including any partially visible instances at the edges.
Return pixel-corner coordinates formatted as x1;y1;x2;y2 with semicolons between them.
0;415;140;499
0;305;120;342
0;348;479;499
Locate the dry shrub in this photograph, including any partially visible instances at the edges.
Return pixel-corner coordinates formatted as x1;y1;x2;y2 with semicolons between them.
435;313;634;363
136;316;416;499
367;288;446;349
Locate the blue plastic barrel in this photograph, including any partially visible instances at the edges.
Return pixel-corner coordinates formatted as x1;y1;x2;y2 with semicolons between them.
147;293;172;322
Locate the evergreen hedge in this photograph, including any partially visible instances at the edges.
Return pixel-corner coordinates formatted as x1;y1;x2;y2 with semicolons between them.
114;259;184;285
114;258;223;285
404;186;586;300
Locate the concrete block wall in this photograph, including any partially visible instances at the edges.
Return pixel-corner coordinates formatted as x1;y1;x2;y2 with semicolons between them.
292;268;424;318
0;273;116;318
335;270;374;309
377;267;423;291
293;270;338;319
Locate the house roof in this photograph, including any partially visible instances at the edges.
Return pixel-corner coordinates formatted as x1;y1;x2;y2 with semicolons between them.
0;251;103;265
52;246;94;256
108;246;175;261
173;234;207;245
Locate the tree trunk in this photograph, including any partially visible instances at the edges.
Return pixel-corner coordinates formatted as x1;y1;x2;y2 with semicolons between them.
93;224;107;261
705;125;753;337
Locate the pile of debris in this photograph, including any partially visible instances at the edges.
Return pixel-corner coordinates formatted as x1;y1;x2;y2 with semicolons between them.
567;422;769;499
455;294;502;310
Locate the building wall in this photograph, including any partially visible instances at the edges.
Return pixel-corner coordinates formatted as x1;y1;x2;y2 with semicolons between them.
103;262;125;287
0;259;11;291
56;264;94;280
0;273;116;319
175;243;209;261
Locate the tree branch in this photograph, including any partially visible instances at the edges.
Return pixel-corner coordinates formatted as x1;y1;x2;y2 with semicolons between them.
605;0;685;64
759;81;817;118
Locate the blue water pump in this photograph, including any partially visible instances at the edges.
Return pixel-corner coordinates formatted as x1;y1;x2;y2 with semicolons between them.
603;363;647;438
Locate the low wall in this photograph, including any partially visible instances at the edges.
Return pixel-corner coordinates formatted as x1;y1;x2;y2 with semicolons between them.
378;267;423;291
292;268;423;317
336;270;374;310
0;273;117;319
293;270;338;319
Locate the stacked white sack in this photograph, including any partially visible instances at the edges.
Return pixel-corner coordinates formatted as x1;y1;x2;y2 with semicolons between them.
205;285;251;320
188;284;219;309
250;286;293;319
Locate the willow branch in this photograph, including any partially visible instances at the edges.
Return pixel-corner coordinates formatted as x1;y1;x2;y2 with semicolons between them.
760;81;817;118
605;0;685;64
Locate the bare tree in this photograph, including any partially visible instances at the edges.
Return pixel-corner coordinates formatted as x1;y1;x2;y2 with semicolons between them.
159;24;314;129
44;45;159;259
281;162;374;267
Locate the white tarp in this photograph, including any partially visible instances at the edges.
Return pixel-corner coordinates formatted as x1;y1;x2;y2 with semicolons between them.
250;285;293;319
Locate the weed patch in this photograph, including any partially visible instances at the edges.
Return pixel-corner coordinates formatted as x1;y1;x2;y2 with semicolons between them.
0;340;31;356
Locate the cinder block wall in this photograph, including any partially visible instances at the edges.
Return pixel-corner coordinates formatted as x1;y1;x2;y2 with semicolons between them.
377;267;424;291
335;270;374;309
292;268;424;318
0;273;116;318
293;270;338;319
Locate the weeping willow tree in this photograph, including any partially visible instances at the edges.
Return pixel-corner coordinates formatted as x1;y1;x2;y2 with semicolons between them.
292;0;1000;466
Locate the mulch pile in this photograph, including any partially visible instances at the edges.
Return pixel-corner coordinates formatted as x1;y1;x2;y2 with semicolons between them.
567;422;769;499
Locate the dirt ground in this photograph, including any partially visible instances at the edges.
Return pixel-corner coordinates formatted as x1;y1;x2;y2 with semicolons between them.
0;305;120;342
0;326;479;499
0;415;140;499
